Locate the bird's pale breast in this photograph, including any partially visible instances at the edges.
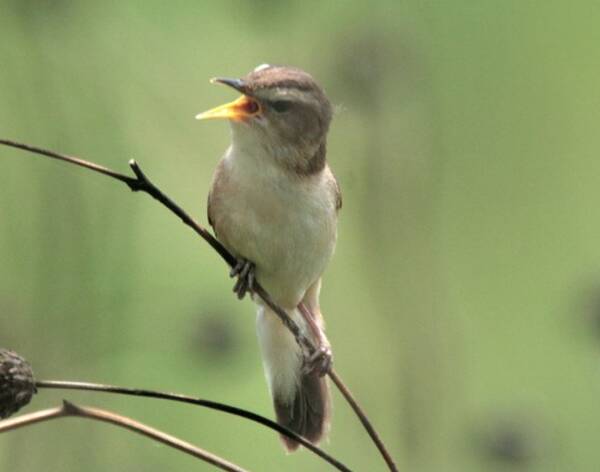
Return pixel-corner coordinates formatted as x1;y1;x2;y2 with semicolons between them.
208;146;338;309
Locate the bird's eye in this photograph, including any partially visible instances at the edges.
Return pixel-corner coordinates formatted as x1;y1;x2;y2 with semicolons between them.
271;100;292;113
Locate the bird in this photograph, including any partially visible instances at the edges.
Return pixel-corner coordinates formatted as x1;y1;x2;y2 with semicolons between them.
196;64;341;451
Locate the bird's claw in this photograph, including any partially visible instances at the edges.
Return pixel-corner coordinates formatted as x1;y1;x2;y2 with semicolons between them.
230;258;255;300
303;344;333;377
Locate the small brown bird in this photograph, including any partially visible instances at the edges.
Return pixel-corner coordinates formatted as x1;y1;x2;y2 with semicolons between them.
197;64;341;450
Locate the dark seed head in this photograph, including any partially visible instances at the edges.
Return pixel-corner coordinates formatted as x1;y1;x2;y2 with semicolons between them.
0;349;36;419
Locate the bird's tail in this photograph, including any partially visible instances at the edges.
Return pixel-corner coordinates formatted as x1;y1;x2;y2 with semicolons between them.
256;304;331;451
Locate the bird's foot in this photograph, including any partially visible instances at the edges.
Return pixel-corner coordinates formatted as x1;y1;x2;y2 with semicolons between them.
297;302;333;376
303;341;333;377
230;258;255;300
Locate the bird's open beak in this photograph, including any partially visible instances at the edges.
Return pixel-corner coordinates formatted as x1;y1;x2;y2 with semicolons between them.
195;77;261;121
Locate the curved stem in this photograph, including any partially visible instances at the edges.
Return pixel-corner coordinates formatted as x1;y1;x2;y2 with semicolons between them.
35;380;351;472
0;139;137;187
0;404;64;431
329;370;398;471
0;401;247;472
0;138;397;471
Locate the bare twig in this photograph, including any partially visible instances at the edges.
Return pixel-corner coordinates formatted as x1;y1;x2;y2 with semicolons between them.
0;400;247;472
0;139;310;354
35;379;351;472
329;370;397;471
0;138;397;472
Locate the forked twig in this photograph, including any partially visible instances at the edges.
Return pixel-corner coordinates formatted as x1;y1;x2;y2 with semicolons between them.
35;379;351;471
0;400;247;472
0;138;398;472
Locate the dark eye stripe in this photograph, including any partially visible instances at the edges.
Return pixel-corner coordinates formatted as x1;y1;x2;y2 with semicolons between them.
270;100;293;113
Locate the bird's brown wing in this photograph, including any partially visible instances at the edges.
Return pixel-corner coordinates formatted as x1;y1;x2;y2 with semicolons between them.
207;193;215;229
207;189;215;230
207;160;226;233
334;179;342;212
326;164;342;212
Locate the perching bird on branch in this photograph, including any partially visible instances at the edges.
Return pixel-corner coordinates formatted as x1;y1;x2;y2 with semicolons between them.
197;64;341;451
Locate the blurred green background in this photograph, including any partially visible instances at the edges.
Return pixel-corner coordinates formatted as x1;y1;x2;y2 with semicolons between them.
1;1;600;471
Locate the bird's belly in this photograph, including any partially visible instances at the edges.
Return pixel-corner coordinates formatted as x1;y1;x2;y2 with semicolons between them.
215;186;336;309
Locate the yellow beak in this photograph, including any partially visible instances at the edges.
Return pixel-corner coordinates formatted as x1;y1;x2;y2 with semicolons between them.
195;95;261;122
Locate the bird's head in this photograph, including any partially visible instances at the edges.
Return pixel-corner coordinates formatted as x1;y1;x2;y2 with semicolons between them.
196;64;332;175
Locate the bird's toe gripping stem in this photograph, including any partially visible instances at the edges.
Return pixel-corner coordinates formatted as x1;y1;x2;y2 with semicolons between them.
298;302;333;376
230;258;256;300
304;343;333;377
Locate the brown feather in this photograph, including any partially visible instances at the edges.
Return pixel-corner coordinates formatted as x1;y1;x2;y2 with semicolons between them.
274;371;331;451
244;66;326;95
330;168;342;211
207;159;227;232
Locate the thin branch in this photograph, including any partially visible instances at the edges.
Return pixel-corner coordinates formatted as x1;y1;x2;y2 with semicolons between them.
329;370;397;471
0;400;247;472
0;138;311;354
0;138;397;472
0;139;138;187
35;379;351;472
